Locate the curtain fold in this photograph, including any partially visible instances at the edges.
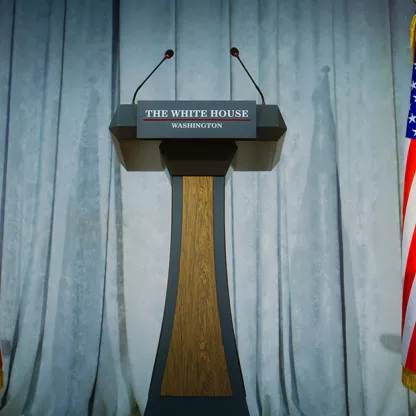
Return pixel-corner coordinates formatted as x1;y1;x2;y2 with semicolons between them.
0;0;134;414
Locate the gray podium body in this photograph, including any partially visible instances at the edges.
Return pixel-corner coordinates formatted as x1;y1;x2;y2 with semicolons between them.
109;101;286;416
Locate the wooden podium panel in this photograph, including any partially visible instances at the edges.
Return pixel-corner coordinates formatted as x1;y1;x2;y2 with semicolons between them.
161;176;231;396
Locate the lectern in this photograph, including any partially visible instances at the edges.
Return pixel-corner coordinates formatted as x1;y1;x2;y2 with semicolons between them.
109;100;286;416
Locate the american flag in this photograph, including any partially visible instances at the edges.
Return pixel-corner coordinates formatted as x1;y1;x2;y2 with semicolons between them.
402;25;416;391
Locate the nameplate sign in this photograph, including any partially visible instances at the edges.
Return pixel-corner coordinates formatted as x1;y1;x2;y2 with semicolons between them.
137;100;256;139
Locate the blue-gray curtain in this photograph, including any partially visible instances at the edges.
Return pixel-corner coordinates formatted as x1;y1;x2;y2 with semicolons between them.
0;0;413;415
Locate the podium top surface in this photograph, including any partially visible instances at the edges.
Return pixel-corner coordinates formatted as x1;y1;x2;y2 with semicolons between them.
109;101;287;172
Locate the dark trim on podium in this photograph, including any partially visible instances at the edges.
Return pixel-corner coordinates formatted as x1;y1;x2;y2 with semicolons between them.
213;176;248;405
146;176;183;403
145;397;249;415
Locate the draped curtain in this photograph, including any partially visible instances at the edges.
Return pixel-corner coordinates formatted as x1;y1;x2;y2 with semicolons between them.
0;0;413;415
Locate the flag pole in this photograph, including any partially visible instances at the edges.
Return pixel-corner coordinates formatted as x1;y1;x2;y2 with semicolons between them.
411;1;416;62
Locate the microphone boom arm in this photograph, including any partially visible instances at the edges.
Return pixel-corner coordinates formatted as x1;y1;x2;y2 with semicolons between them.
230;47;266;105
236;56;265;105
131;50;174;104
131;57;166;104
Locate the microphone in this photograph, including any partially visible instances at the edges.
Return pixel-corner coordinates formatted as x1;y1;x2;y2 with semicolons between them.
131;49;174;104
230;47;265;105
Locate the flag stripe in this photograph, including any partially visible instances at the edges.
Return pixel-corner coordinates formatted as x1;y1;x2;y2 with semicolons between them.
402;275;416;361
403;139;416;226
402;170;416;279
402;228;416;336
406;322;416;373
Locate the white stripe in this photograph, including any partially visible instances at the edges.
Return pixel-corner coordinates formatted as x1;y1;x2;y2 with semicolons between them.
402;271;416;363
402;173;416;276
405;137;411;160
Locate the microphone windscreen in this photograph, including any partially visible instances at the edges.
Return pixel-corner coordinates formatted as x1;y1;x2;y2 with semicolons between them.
165;49;174;59
230;47;239;57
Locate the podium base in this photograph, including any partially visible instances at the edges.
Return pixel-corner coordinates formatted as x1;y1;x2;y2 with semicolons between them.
144;397;249;416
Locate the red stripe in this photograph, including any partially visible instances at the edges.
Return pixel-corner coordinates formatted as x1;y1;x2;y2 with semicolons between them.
406;323;416;373
403;140;416;228
403;226;416;336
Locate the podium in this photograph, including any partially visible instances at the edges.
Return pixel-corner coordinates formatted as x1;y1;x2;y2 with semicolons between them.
109;100;286;415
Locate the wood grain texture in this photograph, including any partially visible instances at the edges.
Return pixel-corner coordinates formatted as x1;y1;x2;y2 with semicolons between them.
161;176;232;397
